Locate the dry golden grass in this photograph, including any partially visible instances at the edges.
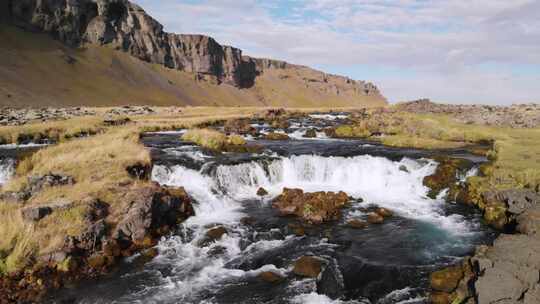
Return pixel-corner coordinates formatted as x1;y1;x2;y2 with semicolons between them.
181;129;246;150
0;205;36;274
341;111;540;191
0;127;151;271
0;116;104;145
0;108;264;272
1;25;386;108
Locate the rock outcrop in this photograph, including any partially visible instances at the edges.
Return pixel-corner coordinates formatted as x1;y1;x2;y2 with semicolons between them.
272;188;350;224
430;187;540;304
396;99;540;128
3;0;384;100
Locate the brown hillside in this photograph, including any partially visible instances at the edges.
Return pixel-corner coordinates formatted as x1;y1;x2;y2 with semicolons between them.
0;26;386;108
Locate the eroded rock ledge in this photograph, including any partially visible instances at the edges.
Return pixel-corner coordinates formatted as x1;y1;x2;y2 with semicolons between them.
425;159;540;304
1;0;382;98
0;177;194;302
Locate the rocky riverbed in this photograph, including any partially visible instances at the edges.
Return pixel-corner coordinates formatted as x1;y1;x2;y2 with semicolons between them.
1;110;538;303
43;113;499;303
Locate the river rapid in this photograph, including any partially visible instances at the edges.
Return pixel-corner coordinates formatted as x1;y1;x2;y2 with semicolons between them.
50;114;496;304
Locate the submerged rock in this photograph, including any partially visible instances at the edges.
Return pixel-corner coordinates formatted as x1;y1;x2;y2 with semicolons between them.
367;212;384;224
347;219;368;229
375;207;393;218
272;188;349;224
316;259;344;300
199;226;228;247
258;271;285;284
423;157;471;199
293;256;324;278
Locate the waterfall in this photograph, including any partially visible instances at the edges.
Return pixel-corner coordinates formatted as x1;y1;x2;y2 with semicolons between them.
153;154;468;233
0;158;15;186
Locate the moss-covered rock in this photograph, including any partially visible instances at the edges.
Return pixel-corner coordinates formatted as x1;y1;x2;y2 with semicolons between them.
483;201;508;230
423;157;472;199
430;265;464;293
272;188;349;224
264;132;290;140
334;125;371;138
303;129;317;138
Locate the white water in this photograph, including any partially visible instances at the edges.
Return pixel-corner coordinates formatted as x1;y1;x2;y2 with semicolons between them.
156;155;468;232
0;158;15;185
288;129;331;141
149;154;476;302
309;114;349;121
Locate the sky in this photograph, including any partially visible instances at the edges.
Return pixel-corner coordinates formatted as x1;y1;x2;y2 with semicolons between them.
133;0;540;104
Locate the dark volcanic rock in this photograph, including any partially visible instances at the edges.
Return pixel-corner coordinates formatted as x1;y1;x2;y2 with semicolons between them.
317;259;344;299
113;184;193;247
4;0;384;96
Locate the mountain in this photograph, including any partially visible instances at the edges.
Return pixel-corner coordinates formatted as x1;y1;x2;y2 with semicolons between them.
0;0;387;108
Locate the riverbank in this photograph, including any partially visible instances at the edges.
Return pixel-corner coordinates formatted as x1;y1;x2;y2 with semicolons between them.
0;105;538;303
323;106;540;304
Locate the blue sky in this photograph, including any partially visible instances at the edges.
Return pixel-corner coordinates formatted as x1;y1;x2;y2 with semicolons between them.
133;0;540;104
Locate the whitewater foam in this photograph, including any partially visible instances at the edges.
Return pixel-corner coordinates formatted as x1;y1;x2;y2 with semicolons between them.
154;155;473;233
148;154;477;302
0;158;15;185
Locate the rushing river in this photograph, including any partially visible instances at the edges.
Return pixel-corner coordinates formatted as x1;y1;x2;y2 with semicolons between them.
51;114;496;304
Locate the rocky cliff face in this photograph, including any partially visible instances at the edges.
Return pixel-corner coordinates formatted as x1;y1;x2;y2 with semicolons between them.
3;0;384;100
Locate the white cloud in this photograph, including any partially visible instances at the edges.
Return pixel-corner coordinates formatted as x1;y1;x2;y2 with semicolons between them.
133;0;540;105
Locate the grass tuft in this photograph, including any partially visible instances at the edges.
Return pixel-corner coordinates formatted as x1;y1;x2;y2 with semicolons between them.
181;129;246;150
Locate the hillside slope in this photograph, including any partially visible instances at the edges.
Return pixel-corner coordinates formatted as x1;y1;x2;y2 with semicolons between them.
0;0;386;108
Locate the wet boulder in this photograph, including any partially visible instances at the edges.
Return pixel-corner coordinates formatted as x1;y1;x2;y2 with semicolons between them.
375;207;393;218
258;271;285;283
206;226;228;241
303;129;317;138
293;256;324;278
367;212;384;224
423;157;472;199
256;187;269;196
347;219;368;229
272;188;350;224
317;260;345;300
199;226;228;247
